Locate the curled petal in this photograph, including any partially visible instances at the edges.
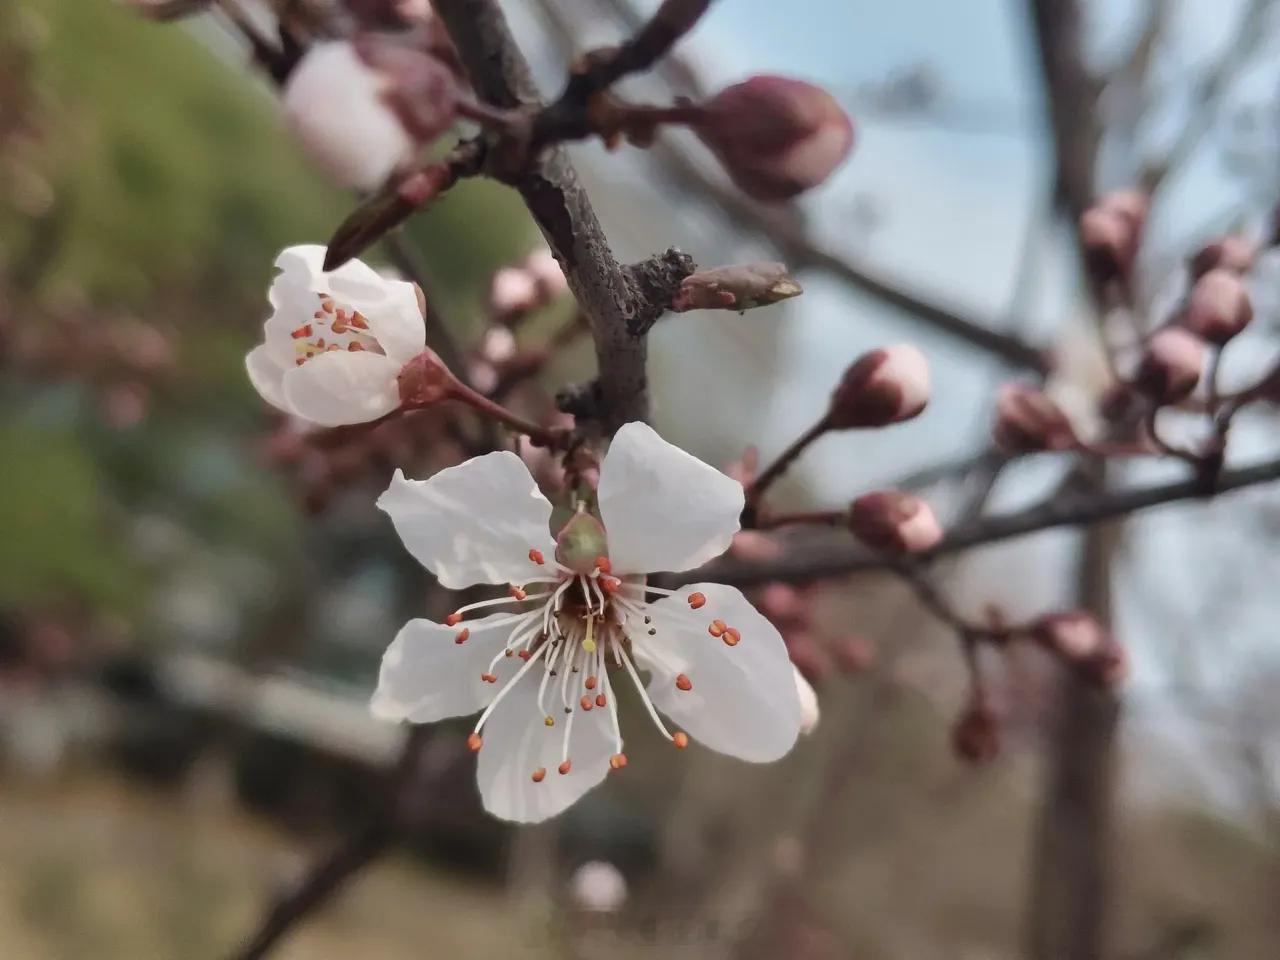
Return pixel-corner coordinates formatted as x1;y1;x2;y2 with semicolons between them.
476;668;615;823
597;422;743;576
282;350;403;426
372;613;517;723
630;583;801;762
378;453;558;589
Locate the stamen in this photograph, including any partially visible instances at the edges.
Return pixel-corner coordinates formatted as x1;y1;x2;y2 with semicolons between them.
709;619;727;638
509;586;528;601
609;754;628;770
675;674;692;691
595;693;607;708
290;324;313;339
481;673;498;683
558;760;572;775
687;592;706;609
673;732;689;749
594;556;611;574
531;768;546;783
613;635;676;740
466;732;483;752
723;627;741;647
643;585;678;597
471;641;551;735
447;590;552;622
584;675;597;691
529;548;545;565
454;628;470;645
580;695;594;712
600;576;621;595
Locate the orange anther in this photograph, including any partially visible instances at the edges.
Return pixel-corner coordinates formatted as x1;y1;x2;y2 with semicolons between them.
481;673;498;683
580;696;594;712
509;586;528;601
529;548;545;565
349;312;370;330
290;324;313;339
320;299;335;313
595;556;611;574
708;619;727;638
609;753;628;770
595;694;607;708
454;628;470;645
600;576;621;594
672;732;689;749
518;650;532;661
585;676;598;690
347;342;365;351
723;627;741;647
313;310;326;321
531;768;546;783
466;733;483;753
558;760;572;775
445;613;462;627
687;592;707;609
675;674;692;692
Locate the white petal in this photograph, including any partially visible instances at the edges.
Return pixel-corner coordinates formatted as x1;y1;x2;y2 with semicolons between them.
630;583;801;762
245;345;290;413
794;666;819;735
596;422;744;576
378;454;558;589
281;350;402;426
476;667;615;823
339;277;425;366
371;613;517;722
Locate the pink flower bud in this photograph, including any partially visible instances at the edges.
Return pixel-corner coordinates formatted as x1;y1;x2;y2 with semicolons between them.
1030;610;1106;662
351;37;460;144
693;76;854;201
523;249;570;299
487;267;539;319
1181;268;1253;344
1099;189;1148;230
827;344;930;429
396;348;459;407
991;383;1078;453
1190;235;1254;278
1079;207;1135;282
848;491;943;554
1133;327;1205;404
952;699;1000;763
283;42;426;191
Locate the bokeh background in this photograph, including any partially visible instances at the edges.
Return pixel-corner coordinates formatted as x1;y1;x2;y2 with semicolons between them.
3;0;1280;957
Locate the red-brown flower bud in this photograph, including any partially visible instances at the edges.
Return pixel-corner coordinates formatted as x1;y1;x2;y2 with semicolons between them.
396;348;459;407
693;76;854;202
1079;190;1147;283
952;699;1000;763
991;383;1078;453
1133;327;1206;404
670;262;803;312
848;491;943;554
1190;235;1255;278
827;345;930;429
1181;268;1253;344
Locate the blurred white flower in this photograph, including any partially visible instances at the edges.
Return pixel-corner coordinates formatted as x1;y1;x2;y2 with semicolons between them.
245;245;425;427
569;860;628;913
794;666;819;735
371;422;802;822
282;41;416;191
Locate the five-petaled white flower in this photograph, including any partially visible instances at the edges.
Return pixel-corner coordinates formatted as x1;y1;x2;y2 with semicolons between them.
245;245;425;427
372;422;802;822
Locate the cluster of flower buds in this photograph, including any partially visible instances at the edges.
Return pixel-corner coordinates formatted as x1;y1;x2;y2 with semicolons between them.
485;249;571;325
1030;611;1128;688
1079;189;1147;284
670;262;803;312
1180;266;1253;345
282;36;463;191
1132;326;1206;405
826;344;930;429
991;383;1079;453
691;76;855;202
848;491;943;554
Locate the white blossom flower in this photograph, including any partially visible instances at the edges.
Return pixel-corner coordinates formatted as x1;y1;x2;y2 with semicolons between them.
245;246;426;427
282;41;416;191
372;422;803;822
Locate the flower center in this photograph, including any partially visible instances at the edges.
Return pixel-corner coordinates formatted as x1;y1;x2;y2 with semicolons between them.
443;550;694;782
290;292;383;366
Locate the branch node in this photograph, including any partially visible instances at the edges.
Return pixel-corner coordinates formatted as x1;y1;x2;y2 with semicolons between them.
623;247;696;335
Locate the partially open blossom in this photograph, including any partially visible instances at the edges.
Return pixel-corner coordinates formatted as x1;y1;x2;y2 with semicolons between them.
1190;235;1255;278
1080;189;1147;282
245;245;429;426
568;861;628;913
827;345;930;429
670;262;803;312
848;491;943;554
1133;327;1205;404
1181;268;1253;344
991;383;1078;453
283;41;453;191
371;422;801;822
693;76;854;201
794;667;819;735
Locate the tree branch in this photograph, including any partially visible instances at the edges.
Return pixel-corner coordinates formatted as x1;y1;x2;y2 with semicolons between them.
689;455;1280;586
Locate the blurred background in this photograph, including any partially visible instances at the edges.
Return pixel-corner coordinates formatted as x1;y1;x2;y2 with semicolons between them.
2;0;1280;957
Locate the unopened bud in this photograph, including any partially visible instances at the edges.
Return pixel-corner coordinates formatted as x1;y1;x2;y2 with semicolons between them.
1081;638;1129;688
992;383;1078;453
952;699;1000;764
693;76;854;201
353;37;460;145
1190;235;1254;278
524;249;570;299
1181;268;1252;344
848;491;943;554
1133;327;1205;404
1080;190;1146;283
671;262;803;312
1098;189;1148;229
397;348;459;407
1030;610;1106;662
827;344;930;429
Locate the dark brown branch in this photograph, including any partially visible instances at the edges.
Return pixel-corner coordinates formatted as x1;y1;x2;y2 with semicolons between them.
434;0;675;430
690;455;1280;586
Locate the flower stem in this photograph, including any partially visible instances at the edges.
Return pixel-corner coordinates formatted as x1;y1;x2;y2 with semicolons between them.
450;382;570;449
744;417;830;515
